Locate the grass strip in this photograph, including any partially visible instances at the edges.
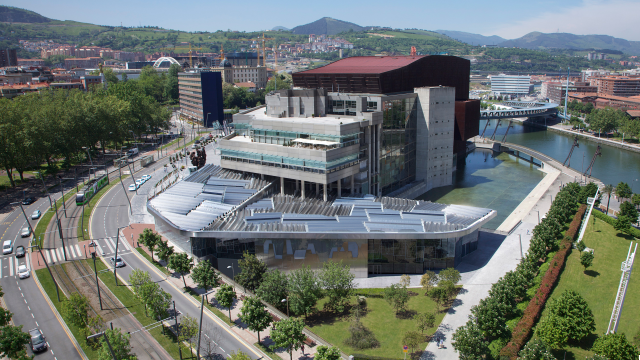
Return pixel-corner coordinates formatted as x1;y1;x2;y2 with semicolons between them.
35;268;100;359
254;342;278;360
76;177;126;239
91;259;183;360
32;187;79;251
184;288;235;327
135;247;170;275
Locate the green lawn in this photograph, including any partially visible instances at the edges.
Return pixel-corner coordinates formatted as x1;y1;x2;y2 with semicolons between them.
308;289;445;358
36;269;100;359
539;217;640;359
91;259;183;359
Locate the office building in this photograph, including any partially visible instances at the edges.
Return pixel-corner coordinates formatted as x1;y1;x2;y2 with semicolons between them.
490;74;532;95
0;49;17;67
178;70;224;127
548;83;598;105
64;57;101;70
593;76;640;97
226;52;259;67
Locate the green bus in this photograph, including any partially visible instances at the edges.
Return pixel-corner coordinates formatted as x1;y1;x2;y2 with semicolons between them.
76;174;109;206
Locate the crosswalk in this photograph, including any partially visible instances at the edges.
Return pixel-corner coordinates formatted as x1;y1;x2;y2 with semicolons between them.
42;236;133;264
0;254;26;278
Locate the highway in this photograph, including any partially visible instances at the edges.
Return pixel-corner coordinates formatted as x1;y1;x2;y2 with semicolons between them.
89;124;263;359
0;193;84;359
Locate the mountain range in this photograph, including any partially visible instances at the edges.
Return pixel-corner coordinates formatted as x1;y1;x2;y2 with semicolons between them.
435;30;505;46
289;17;366;35
499;32;640;55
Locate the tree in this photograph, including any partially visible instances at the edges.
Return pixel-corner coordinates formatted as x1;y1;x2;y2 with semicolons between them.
191;260;220;301
315;345;341;360
619;201;639;223
255;269;288;307
215;284;237;321
235;251;267;292
164;64;181;103
229;351;252;360
615;215;631;233
239;296;272;344
270;317;307;360
0;325;31;359
0;307;12;327
62;292;90;329
146;286;172;320
580;251;594;273
287;266;322;317
138;228;162;262
602;184;614;214
420;271;437;293
156;240;174;267
615;182;633;201
383;284;410;315
536;290;595;347
428;285;450;313
632;193;640;209
98;328;137;360
470;296;509;338
438;268;461;284
451;319;489;360
319;261;355;312
399;274;411;287
178;314;198;353
591;333;639;360
414;312;436;334
402;330;423;354
167;252;194;289
129;269;152;297
518;338;556;360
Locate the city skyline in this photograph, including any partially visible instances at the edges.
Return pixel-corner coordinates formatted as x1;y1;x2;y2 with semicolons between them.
4;0;640;41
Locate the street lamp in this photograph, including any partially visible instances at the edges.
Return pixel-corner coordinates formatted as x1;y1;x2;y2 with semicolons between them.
227;265;235;289
281;297;289;317
86;332;116;360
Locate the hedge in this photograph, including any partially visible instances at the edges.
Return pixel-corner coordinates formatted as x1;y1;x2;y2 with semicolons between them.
593;210;640;238
499;204;587;359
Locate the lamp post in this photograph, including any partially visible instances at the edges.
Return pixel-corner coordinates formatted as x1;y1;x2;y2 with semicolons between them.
86;332;116;360
12;202;33;238
281;297;289;317
226;265;235;290
30;242;60;301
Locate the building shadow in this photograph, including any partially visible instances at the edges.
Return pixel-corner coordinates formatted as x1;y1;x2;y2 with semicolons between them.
455;230;506;275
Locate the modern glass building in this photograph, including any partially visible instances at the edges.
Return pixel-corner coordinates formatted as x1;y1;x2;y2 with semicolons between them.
148;165;496;279
490;74;533;95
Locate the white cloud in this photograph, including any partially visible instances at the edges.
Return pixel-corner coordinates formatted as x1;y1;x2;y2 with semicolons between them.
490;0;640;41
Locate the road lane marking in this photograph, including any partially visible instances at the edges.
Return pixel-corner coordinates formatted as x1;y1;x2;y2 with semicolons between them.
50;250;57;263
9;257;13;276
15;256;18;275
45;250;51;263
55;248;62;261
75;244;81;257
69;246;76;258
121;236;131;251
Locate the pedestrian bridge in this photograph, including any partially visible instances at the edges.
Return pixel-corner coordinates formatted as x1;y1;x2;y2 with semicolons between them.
480;101;558;120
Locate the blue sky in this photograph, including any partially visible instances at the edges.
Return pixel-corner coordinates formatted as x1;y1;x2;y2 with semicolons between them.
5;0;639;40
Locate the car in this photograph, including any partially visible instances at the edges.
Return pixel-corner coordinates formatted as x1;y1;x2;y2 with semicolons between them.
15;246;25;258
20;227;31;237
28;328;46;352
135;179;143;186
18;264;29;279
128;184;137;191
31;209;41;220
110;256;125;268
142;175;152;181
2;240;12;255
22;197;35;205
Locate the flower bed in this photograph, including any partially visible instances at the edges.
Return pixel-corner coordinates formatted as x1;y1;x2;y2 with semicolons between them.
499;204;587;358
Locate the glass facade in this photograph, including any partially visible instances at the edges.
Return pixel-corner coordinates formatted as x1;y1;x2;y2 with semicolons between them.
380;98;417;194
188;231;480;278
220;148;359;173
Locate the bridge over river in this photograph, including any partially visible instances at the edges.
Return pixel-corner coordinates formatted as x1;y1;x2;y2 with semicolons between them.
480;101;559;120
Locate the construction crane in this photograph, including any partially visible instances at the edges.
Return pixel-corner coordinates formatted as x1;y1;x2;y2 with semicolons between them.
563;136;579;167
188;43;202;68
229;34;274;67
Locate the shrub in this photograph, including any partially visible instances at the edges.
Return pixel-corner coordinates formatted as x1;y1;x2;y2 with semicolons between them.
535;290;595;347
593;210;640;238
591;333;639;360
518;338;556;360
576;241;586;252
344;319;380;349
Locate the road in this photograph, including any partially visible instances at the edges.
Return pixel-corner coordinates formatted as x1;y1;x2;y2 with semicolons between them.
90;127;260;358
0;194;84;359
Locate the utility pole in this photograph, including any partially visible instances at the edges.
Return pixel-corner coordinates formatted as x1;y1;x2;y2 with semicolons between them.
32;242;60;301
174;300;182;360
58;176;66;218
87;332;116;360
113;227;120;286
92;252;103;310
118;166;132;214
12;202;33;237
196;294;205;359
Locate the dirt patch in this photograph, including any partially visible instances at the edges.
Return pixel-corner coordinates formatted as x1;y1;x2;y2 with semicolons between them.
63;262;118;322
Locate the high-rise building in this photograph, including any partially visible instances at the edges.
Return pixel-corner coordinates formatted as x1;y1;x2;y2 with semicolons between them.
178;70;224;127
0;49;17;67
490;74;532;95
594;76;640;97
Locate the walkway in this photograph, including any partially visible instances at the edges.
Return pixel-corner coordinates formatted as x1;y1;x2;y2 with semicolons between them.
421;172;575;359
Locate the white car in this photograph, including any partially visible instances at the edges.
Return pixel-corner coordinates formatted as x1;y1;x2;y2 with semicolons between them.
110;256;125;268
20;227;31;237
142;175;152;181
128;184;137;191
2;240;12;255
135;179;143;186
18;265;30;279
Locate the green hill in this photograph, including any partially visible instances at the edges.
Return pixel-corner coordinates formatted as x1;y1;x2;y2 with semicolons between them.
291;17;365;35
0;6;51;23
499;32;640;55
435;30;505;46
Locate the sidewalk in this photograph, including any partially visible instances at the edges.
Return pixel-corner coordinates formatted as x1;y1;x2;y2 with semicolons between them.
122;224;319;360
421;172;574;359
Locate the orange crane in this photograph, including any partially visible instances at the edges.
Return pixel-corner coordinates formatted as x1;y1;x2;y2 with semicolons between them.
229;34;275;67
188;43;202;68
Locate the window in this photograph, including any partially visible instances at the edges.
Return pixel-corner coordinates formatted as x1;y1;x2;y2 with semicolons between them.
345;100;356;109
367;101;378;110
